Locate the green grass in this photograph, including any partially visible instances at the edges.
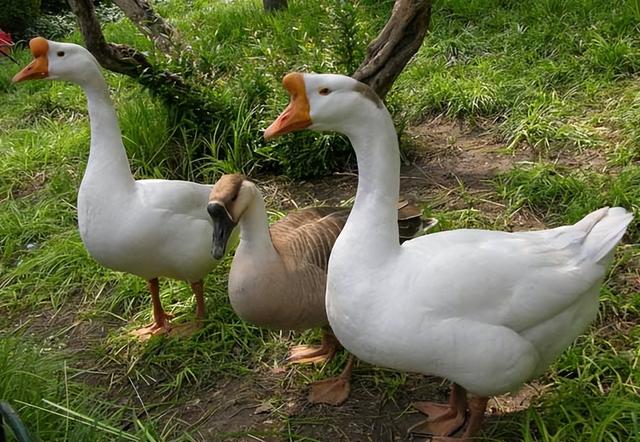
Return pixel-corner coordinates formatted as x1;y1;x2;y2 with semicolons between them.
0;336;162;441
496;163;640;237
394;0;640;159
1;0;639;440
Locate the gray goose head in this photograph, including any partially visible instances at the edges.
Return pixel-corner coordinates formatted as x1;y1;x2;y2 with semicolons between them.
207;174;256;259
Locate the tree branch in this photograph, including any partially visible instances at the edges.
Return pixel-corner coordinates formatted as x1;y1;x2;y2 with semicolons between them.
68;0;153;77
67;0;222;150
112;0;179;52
352;0;432;99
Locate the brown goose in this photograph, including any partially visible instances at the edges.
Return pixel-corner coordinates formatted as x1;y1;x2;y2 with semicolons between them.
207;174;436;405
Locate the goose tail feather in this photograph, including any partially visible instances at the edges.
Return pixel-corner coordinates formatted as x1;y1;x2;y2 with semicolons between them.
579;207;633;264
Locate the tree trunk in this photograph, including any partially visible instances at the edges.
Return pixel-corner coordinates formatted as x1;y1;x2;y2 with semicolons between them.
67;0;221;150
67;0;152;78
112;0;179;52
263;0;288;12
352;0;432;99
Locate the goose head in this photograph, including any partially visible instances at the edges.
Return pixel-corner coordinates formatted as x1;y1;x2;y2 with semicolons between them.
13;37;102;85
264;72;383;139
207;174;256;259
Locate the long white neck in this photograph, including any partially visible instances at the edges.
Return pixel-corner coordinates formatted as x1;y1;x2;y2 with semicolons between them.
236;191;278;259
339;105;401;254
81;74;134;188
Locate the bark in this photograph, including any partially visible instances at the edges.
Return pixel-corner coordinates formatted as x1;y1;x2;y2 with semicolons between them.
352;0;432;99
68;0;152;78
67;0;220;138
263;0;288;12
112;0;178;52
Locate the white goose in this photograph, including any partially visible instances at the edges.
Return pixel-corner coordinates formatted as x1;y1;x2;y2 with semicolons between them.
13;38;232;339
264;72;633;441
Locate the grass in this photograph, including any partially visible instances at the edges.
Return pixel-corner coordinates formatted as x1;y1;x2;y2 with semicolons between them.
395;0;640;160
0;336;159;441
496;163;640;238
0;0;639;440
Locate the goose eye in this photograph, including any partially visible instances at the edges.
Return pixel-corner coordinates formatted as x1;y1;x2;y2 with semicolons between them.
57;51;65;57
319;87;331;96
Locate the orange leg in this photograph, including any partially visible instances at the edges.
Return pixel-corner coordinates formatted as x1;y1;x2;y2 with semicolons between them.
130;278;172;340
192;280;206;320
308;354;355;406
432;396;489;442
409;383;467;437
169;280;206;338
458;396;489;441
288;328;341;364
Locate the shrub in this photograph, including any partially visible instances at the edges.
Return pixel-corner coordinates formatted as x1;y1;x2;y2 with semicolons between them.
41;0;70;14
261;132;354;179
27;12;76;40
0;0;41;35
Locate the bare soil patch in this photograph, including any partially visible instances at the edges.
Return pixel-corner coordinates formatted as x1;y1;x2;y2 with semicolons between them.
3;170;48;201
258;119;523;208
4;288;116;353
160;363;544;441
260;118;529;208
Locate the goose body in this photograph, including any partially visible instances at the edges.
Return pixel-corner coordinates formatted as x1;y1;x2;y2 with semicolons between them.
206;174;433;404
77;178;214;283
207;176;347;331
229;205;347;330
329;211;626;395
265;72;633;439
14;38;229;338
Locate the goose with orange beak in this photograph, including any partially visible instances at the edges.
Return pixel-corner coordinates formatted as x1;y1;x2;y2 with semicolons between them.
265;72;631;440
14;38;237;340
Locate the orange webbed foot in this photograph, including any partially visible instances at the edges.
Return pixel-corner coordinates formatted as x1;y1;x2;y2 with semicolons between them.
307;354;354;406
414;401;457;422
408;409;466;438
287;329;341;364
130;312;173;341
409;384;468;437
168;319;204;338
287;344;337;364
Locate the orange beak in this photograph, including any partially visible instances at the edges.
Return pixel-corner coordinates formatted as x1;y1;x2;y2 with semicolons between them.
264;72;311;140
12;37;49;83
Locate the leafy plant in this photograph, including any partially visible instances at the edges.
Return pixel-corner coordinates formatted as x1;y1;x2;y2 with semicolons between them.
0;0;40;35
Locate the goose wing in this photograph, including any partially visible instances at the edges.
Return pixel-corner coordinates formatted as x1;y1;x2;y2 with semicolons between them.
270;207;349;272
404;208;632;331
135;179;213;222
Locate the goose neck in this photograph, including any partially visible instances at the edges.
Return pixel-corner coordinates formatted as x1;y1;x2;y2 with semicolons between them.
237;191;278;257
342;108;401;249
82;76;134;186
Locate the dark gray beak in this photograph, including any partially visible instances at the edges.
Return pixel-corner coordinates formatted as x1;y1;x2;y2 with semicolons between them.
207;202;237;259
